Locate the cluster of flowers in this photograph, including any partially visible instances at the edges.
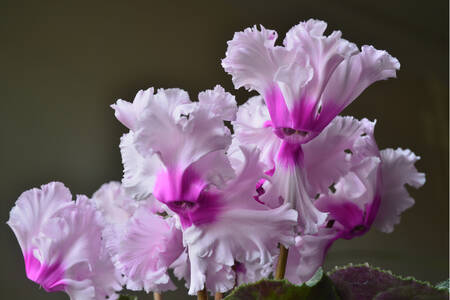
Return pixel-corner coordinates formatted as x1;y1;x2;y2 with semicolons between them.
8;19;425;299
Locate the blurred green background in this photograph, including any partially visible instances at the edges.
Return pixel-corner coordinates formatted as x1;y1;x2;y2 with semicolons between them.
1;1;448;299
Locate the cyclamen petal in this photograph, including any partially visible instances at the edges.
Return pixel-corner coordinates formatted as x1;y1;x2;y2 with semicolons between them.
223;19;399;143
285;228;340;285
116;87;237;229
232;96;282;168
111;88;154;131
7;182;121;300
111;201;184;293
198;85;238;121
133;88;231;168
119;131;164;200
185;249;235;295
183;147;298;293
7;182;73;255
92;181;140;226
373;148;425;233
303;116;378;194
260;159;328;234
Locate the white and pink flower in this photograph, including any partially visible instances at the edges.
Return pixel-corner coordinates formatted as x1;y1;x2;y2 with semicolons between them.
112;86;298;295
223;19;400;144
7;182;122;300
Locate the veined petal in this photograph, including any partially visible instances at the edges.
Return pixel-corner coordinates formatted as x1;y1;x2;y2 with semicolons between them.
8;185;122;300
7;182;74;256
184;248;235;295
232;96;281;168
261;162;327;235
184;203;297;268
111;88;154;131
198;85;237;121
318;45;400;128
120;132;164;200
303;116;377;194
135;88;231;169
315;156;381;235
111;203;184;293
283;19;358;102
235;259;272;286
223;19;399;143
183;147;297;294
92;181;140;226
285;228;340;284
373;148;425;233
222;25;291;94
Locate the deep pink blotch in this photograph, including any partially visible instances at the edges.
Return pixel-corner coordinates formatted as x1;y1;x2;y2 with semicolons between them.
154;167;223;228
25;252;65;292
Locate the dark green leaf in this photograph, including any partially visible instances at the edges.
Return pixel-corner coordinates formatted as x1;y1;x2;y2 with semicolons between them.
435;279;449;291
373;285;448;300
327;263;449;300
118;295;138;300
224;273;339;300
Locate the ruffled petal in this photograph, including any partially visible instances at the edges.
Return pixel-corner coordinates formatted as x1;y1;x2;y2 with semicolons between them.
285;228;340;284
92;181;140;226
134;88;231;169
187;150;236;189
180;147;297;294
184;203;297;268
120;132;164;200
261;161;327;234
8;184;121;300
235;260;272;286
283;19;357;102
222;25;291;94
223;19;399;143
373;148;425;233
318;45;400;129
7;182;74;256
198;85;237;121
303;116;377;194
185;248;235;295
111;88;154;131
232;96;282;168
111;202;184;293
315;156;381;235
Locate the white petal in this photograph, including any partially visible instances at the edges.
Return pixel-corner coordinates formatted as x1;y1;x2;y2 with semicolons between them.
232;96;281;168
285;228;339;284
373;148;425;233
7;182;74;254
303;116;377;194
135;89;231;169
198;85;237;121
111;88;154;131
320;45;400;112
261;164;327;234
222;25;290;94
283;19;358;101
120;132;163;200
112;203;184;293
92;181;140;226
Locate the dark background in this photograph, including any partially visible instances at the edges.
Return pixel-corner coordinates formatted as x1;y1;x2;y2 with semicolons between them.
1;1;448;299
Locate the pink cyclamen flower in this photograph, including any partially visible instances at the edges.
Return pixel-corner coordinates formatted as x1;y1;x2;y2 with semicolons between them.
223;18;400;144
283;117;425;284
7;182;122;300
234;96;326;234
113;86;298;295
